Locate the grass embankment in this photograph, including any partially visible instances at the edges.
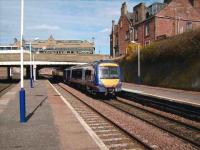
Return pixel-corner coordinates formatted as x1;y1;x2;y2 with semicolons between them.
120;29;200;91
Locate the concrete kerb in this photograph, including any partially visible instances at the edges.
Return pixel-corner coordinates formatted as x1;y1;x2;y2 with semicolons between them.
48;81;108;150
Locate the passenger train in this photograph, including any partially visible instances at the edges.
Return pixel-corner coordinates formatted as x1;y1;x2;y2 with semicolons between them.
63;60;122;95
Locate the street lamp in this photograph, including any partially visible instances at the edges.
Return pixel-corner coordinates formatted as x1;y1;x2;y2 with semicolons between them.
32;52;37;81
29;37;39;85
33;43;40;81
29;42;33;88
131;41;141;84
19;0;26;123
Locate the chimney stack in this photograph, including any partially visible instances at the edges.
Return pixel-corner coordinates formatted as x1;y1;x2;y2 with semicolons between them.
121;2;128;16
112;20;115;26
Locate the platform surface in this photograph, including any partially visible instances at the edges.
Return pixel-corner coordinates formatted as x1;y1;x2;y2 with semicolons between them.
122;82;200;107
0;80;100;150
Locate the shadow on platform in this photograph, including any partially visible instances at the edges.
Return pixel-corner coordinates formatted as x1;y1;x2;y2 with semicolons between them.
26;96;48;122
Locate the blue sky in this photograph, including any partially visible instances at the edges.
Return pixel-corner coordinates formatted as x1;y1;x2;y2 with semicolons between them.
0;0;163;54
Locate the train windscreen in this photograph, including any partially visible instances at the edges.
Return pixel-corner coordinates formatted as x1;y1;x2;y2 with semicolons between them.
99;66;119;79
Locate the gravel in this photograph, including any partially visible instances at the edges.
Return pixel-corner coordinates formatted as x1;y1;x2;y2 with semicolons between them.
117;97;200;130
59;83;199;150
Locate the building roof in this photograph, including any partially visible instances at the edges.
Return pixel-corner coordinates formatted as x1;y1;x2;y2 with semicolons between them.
147;2;166;16
126;12;134;22
13;35;95;50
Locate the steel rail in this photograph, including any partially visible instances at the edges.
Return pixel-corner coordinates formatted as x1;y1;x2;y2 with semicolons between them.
56;83;153;150
101;97;200;148
120;92;200;121
116;97;200;131
0;84;12;95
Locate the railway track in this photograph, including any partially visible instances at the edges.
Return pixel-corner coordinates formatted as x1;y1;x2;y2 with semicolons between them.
54;82;199;149
0;84;11;92
120;91;200;121
102;97;200;148
0;83;13;97
54;83;151;150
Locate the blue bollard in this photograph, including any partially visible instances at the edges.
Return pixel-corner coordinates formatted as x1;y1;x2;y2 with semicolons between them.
19;88;26;123
30;78;33;88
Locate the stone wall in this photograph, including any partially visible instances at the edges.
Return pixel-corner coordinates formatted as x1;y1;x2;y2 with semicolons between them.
0;53;109;63
0;67;7;78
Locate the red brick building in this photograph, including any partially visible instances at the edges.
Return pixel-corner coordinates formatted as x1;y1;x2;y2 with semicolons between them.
110;0;200;57
110;2;134;57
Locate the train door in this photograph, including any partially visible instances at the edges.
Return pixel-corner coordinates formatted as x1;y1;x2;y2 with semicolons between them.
85;69;92;81
63;70;67;82
67;70;70;81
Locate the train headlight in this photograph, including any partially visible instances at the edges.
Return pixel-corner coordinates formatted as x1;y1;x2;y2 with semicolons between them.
98;82;104;87
98;79;104;86
116;82;122;89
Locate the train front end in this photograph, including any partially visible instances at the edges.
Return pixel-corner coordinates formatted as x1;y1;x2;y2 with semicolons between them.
95;62;122;95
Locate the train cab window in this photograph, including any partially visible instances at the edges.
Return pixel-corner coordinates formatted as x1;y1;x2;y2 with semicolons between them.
99;67;109;79
110;67;119;78
99;66;119;79
85;70;92;81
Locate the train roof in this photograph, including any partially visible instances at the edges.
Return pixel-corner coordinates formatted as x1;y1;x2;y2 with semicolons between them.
65;60;118;70
93;60;116;65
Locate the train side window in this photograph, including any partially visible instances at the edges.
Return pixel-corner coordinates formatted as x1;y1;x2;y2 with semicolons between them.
67;70;70;78
77;69;82;79
72;70;76;79
72;69;82;79
85;70;91;81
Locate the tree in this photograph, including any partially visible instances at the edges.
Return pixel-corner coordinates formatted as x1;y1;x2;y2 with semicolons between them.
125;42;141;61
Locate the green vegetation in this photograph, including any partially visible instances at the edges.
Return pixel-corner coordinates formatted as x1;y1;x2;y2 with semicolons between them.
119;29;200;91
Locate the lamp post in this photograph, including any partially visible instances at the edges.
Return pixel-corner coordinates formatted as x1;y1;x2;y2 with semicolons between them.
33;53;36;81
19;0;26;123
30;37;39;84
29;42;33;88
137;44;141;84
131;41;141;84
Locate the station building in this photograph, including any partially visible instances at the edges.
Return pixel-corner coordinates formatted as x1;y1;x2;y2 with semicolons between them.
13;35;95;54
110;0;200;57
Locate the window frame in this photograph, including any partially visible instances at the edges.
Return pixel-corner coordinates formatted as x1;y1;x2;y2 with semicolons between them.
134;27;138;40
125;30;130;40
145;22;150;37
99;66;119;79
186;21;193;30
135;11;138;22
85;69;92;81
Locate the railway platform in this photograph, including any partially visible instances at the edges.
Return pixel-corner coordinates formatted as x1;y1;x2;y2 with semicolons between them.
122;82;200;107
0;80;101;150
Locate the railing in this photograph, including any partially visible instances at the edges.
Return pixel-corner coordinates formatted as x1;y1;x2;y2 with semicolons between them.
0;50;30;54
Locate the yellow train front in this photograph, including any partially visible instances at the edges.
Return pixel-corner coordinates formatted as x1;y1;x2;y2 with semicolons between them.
64;60;122;96
93;61;122;95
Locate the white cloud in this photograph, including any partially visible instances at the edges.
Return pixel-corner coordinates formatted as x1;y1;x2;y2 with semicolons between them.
0;0;163;53
99;28;110;33
27;24;61;30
